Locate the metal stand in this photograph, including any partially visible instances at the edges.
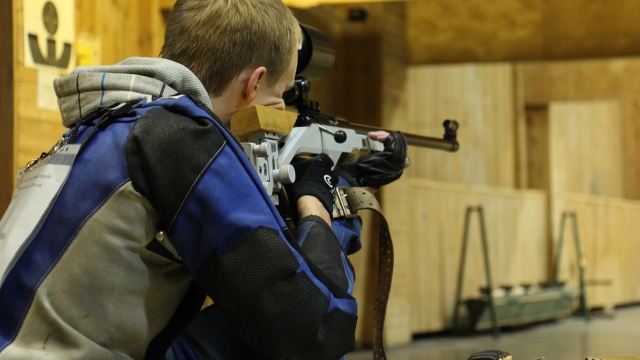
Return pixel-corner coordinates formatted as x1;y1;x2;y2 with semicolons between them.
453;206;499;338
553;211;590;321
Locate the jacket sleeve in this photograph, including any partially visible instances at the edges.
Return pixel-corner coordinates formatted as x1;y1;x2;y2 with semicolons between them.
126;101;357;360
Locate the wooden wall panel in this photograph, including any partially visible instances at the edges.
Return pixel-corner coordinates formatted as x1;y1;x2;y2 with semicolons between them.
404;63;517;187
75;0;159;65
525;106;550;191
621;101;640;201
382;180;548;336
549;101;625;198
13;22;56;168
555;193;640;308
521;58;640;106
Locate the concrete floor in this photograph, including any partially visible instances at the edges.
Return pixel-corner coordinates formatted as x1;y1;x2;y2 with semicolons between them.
347;306;640;360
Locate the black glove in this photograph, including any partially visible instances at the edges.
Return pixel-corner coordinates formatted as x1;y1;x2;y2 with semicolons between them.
284;153;339;217
336;131;408;188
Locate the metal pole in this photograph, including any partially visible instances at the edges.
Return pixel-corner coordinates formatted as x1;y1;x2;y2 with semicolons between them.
553;212;568;284
571;212;590;321
453;207;473;333
478;207;499;338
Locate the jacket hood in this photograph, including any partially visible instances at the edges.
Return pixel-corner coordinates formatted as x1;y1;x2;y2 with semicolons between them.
54;57;213;128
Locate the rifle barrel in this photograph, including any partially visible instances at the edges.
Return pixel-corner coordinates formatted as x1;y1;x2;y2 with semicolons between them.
349;123;459;152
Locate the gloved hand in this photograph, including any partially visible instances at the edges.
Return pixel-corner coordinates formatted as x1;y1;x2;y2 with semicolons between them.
336;131;408;188
284;153;339;217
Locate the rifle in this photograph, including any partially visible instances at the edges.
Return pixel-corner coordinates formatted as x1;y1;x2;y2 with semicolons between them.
230;22;459;204
230;100;459;205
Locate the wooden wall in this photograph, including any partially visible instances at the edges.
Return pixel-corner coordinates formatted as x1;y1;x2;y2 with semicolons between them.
549;101;626;199
292;3;640;347
371;57;640;345
404;64;518;187
75;1;166;65
406;0;640;64
522;60;640;311
385;180;547;334
374;62;551;344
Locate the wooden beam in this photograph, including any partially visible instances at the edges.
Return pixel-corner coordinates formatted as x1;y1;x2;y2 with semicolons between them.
521;58;640;105
0;0;14;216
285;0;412;9
407;0;640;64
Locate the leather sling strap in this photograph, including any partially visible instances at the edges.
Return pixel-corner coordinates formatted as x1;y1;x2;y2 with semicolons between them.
335;187;394;360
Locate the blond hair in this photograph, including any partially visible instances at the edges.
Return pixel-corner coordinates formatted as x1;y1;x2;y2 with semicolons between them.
161;0;302;96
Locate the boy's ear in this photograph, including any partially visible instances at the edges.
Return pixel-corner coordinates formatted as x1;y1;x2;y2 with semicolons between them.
244;66;267;100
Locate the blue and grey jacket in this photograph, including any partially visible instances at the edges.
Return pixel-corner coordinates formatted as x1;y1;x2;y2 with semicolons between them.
0;57;359;360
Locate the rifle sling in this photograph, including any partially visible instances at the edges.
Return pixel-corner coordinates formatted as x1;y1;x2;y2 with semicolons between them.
337;187;393;360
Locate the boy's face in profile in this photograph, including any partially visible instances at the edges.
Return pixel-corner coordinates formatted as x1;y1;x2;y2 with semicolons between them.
249;51;298;112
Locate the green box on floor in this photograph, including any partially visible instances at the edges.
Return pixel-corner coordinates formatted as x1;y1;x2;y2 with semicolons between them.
465;287;578;331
